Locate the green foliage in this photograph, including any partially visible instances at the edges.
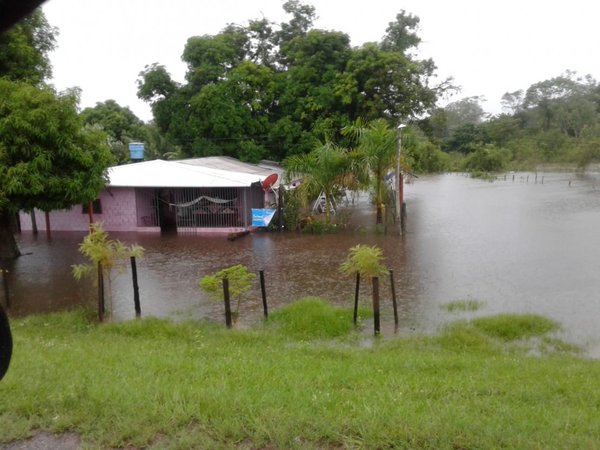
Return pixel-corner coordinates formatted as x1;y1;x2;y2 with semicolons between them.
403;128;450;173
300;218;339;234
266;297;356;339
199;264;256;316
340;244;387;278
72;223;144;281
284;142;352;224
281;187;301;230
442;299;484;312
472;314;559;341
80;100;149;164
0;80;114;213
462;144;508;173
0;9;56;84
421;71;600;172
343;118;399;224
0;80;114;258
137;3;441;160
72;224;144;319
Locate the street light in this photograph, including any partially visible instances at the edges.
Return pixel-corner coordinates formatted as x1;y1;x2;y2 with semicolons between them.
395;124;406;225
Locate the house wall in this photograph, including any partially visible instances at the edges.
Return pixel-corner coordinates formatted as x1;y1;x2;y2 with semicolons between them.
19;188;146;232
18;185;263;234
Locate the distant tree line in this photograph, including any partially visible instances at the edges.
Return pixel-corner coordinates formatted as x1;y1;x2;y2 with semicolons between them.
418;71;600;173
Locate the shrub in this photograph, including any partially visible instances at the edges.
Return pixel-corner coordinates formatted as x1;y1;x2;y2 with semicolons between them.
199;264;256;320
462;144;508;173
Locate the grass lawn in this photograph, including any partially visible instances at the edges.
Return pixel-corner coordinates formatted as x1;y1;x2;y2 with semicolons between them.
1;298;599;449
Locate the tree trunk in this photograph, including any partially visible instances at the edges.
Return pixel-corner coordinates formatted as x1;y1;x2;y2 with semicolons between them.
376;202;384;225
0;211;20;260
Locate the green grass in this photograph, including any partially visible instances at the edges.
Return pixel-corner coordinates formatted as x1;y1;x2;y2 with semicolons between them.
441;299;484;312
472;313;559;341
1;301;599;449
266;297;366;340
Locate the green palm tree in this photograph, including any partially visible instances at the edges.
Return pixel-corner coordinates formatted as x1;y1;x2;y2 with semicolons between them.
284;142;352;224
343;118;398;225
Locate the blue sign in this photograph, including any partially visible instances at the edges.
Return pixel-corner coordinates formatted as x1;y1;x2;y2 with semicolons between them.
252;209;276;227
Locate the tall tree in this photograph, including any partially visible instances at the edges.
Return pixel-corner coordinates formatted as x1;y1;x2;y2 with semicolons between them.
0;80;113;259
380;10;422;53
80;99;149;163
137;2;442;161
0;8;56;84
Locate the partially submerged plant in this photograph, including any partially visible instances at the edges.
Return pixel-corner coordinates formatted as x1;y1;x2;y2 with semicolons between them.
199;264;256;321
339;244;387;278
72;223;144;319
340;244;388;335
442;299;484;312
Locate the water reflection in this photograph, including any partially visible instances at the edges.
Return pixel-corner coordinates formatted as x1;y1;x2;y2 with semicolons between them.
6;172;600;353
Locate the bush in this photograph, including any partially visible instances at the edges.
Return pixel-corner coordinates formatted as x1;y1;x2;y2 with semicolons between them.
406;141;450;173
462;144;508;173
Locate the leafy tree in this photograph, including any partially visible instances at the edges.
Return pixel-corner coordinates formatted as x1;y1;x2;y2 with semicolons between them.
72;223;144;320
462;144;508;173
481;115;522;148
199;264;256;322
403;129;450;173
284;142;352;224
276;0;316;56
380;10;422;54
444;96;487;132
444;123;489;154
0;80;113;259
501;90;524;115
340;244;387;279
0;8;56;84
137;2;442;161
343;119;398;225
80;99;149;163
522;72;598;133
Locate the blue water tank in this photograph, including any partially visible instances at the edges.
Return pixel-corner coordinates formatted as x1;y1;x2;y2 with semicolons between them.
129;142;145;160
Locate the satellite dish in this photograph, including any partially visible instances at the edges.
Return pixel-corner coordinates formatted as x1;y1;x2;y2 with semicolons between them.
261;173;278;191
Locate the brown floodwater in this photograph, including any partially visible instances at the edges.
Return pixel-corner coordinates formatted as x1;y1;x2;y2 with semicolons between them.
4;171;600;354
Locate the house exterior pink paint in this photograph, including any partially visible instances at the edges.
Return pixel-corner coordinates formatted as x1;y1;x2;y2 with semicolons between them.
18;157;282;234
19;187;160;233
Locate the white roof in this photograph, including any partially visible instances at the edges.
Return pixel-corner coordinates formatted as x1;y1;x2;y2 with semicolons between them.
107;159;271;188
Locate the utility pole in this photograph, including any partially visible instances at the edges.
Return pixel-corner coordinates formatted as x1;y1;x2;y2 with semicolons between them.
396;124;406;230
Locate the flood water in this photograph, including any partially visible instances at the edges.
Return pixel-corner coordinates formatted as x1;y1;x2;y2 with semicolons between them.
4;171;600;354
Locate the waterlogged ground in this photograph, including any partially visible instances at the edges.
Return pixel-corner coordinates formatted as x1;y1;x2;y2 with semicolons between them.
6;171;600;354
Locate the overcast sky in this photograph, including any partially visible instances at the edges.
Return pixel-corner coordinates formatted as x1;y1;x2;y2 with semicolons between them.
42;0;600;122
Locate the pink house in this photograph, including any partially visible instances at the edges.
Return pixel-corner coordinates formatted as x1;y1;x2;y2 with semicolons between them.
19;157;281;234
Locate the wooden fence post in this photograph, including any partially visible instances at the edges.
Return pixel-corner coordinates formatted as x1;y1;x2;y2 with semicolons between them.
97;262;105;322
130;256;141;318
259;270;268;318
223;277;232;328
390;270;398;331
353;272;360;325
372;276;380;336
